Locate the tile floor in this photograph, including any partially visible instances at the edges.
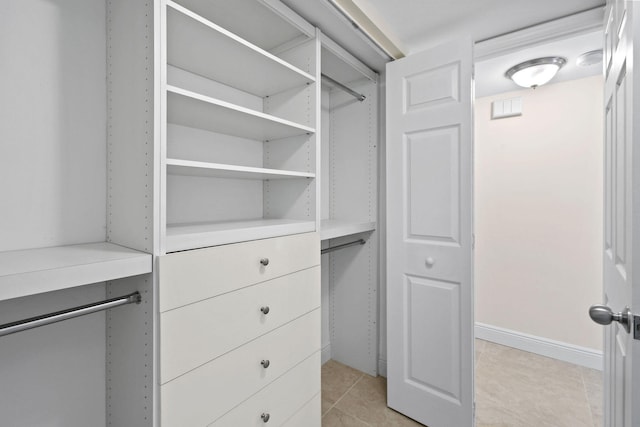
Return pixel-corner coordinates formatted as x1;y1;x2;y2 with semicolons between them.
321;339;603;427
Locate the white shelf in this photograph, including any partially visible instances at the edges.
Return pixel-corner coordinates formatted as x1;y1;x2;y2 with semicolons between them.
166;219;316;252
167;85;315;141
0;243;152;302
167;1;315;97
166;158;315;180
320;219;376;241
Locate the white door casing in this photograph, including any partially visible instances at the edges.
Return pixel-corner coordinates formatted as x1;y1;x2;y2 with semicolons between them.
602;1;640;426
386;38;474;427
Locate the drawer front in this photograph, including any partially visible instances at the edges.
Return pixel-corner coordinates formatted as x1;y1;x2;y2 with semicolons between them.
282;393;321;427
161;309;320;427
159;232;320;312
160;266;320;382
209;351;321;427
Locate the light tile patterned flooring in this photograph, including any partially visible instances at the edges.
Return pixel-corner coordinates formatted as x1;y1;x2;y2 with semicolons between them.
322;339;603;427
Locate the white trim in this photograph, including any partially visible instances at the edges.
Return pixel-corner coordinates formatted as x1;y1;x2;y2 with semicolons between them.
475;322;603;371
321;343;332;365
475;7;605;61
378;358;387;377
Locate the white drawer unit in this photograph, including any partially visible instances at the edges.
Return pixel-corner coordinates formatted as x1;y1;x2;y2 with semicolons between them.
282;393;321;427
161;309;320;426
209;351;321;427
159;232;321;426
160;265;320;382
159;232;320;311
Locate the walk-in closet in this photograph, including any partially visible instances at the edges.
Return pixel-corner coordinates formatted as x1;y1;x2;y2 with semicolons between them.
1;0;384;425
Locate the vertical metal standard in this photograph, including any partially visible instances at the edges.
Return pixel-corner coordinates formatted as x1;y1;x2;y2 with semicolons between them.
0;292;142;338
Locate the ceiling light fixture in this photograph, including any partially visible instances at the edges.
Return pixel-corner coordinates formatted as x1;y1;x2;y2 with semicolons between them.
505;57;567;89
576;49;603;67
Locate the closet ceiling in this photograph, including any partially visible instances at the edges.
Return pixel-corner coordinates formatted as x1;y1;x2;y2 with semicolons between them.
476;30;603;98
349;0;605;54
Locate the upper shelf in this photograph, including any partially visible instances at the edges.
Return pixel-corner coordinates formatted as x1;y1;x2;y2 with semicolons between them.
172;0;313;52
167;85;315;141
167;1;315;97
0;243;152;302
167;158;315;180
320;219;376;240
166;219;316;252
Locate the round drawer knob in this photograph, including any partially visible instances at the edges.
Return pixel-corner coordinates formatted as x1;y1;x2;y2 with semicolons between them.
261;413;270;423
260;306;270;315
261;359;270;368
260;258;269;266
425;257;435;268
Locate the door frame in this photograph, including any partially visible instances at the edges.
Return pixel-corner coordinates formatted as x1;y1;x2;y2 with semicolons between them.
472;6;606;370
470;1;605;419
379;4;605;379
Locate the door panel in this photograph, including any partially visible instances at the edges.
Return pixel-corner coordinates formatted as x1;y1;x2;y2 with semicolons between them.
614;64;627;271
406;127;460;242
404;63;460;111
605;97;613;257
602;1;637;426
387;38;473;427
405;275;461;401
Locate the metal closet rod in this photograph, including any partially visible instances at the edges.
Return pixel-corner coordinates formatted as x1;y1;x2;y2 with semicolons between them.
321;74;366;102
0;291;141;338
321;238;366;255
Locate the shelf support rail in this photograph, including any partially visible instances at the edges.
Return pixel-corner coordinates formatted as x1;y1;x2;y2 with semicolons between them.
321;74;366;102
321;238;366;255
0;292;142;338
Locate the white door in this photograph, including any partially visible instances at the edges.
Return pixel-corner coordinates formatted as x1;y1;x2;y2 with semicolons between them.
386;38;474;427
591;1;640;426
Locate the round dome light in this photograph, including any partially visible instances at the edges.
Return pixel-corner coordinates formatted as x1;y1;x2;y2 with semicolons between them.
505;57;567;89
576;49;603;67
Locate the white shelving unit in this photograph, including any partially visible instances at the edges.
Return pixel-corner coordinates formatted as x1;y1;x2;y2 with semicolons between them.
165;218;316;256
0;243;151;302
320;219;376;241
167;158;315;180
167;1;315;97
166;86;315;140
161;0;320;254
319;35;380;376
1;0;157;424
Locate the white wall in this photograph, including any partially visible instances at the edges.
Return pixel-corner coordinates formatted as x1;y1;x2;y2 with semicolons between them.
0;1;108;425
0;0;107;252
474;75;603;351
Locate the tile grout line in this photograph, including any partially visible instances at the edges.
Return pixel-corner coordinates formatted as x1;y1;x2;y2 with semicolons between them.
579;368;596;427
323;373;374;426
321;371;364;417
475;342;485;367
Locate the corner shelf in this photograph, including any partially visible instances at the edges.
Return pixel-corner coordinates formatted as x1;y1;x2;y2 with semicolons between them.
320;219;376;241
167;1;315;97
167;85;315;140
166;158;315;180
0;243;152;302
166;219;316;252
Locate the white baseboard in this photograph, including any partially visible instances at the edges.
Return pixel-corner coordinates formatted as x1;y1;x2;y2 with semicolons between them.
321;344;331;365
475;322;603;371
378;359;387;377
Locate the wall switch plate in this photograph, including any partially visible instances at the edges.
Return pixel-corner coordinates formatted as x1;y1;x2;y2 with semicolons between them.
492;97;523;119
